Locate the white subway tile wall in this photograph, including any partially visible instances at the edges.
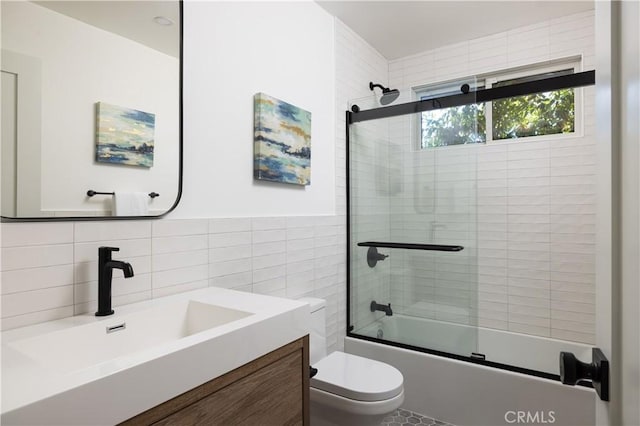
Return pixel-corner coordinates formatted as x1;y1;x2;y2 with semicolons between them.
335;18;391;334
0;216;346;352
385;10;596;344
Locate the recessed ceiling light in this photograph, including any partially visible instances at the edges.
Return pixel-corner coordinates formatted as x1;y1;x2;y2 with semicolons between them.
153;16;173;26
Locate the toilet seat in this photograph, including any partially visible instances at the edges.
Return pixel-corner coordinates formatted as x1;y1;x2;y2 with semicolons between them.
310;351;404;402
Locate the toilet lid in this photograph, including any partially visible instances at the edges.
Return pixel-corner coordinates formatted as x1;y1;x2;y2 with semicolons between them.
310;351;404;402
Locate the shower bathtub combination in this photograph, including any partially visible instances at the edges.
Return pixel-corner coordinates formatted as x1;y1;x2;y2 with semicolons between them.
346;72;598;426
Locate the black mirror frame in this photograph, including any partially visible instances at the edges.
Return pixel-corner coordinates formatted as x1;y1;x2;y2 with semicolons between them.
1;0;183;223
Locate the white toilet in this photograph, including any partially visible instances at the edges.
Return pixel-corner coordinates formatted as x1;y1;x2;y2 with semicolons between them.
301;297;405;426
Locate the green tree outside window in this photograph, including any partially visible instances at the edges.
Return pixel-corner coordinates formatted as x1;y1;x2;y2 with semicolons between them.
421;103;486;148
420;69;576;148
492;89;575;140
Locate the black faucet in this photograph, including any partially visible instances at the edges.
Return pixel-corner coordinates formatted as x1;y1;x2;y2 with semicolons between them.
96;246;134;317
370;300;393;316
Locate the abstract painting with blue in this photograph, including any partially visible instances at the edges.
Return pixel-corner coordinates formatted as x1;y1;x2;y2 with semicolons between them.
96;102;155;168
254;93;311;185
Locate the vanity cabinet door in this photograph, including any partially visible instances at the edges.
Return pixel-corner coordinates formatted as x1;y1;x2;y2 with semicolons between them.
155;350;303;425
121;336;309;426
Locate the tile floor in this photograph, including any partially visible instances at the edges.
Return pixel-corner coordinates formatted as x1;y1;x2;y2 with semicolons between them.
381;409;455;426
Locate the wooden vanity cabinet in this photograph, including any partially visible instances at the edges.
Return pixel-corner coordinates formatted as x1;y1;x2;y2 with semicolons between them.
121;336;309;426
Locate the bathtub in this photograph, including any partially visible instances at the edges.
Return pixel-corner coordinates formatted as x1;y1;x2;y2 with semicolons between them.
356;314;592;374
346;314;596;426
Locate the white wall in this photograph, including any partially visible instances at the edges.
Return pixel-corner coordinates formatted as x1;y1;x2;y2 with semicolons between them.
384;10;597;346
0;0;351;355
0;1;392;356
2;1;179;215
174;1;335;218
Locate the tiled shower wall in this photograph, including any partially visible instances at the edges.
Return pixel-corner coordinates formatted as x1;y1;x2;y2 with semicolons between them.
388;137;480;327
386;10;596;344
348;113;393;330
334;19;390;332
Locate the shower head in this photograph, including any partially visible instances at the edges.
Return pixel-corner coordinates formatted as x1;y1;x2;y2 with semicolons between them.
369;82;400;105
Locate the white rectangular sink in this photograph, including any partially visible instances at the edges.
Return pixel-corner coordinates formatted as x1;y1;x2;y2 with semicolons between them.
9;300;252;374
2;287;309;425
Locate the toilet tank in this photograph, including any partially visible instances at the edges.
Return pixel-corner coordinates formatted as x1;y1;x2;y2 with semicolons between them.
299;297;327;365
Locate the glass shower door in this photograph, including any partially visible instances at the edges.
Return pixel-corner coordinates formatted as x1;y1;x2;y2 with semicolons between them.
348;92;480;359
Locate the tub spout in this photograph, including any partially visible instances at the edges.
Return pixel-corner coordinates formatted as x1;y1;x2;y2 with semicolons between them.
371;301;393;316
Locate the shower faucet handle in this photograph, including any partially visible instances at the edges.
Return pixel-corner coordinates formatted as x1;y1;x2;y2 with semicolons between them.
366;246;388;268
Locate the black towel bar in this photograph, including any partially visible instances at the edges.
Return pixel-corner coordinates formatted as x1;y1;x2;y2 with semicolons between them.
357;241;464;252
87;190;159;198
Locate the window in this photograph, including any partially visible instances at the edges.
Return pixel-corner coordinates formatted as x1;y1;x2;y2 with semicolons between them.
420;81;486;148
417;61;580;149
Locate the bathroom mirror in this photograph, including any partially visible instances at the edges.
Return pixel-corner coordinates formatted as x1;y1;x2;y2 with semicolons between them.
1;0;182;220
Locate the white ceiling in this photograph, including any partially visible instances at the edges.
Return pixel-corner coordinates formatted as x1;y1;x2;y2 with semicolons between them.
34;1;180;58
316;1;594;60
33;1;594;62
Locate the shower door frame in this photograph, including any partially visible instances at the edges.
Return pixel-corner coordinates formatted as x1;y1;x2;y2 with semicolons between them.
345;70;597;383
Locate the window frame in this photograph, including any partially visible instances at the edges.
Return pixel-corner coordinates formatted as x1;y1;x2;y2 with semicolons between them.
413;57;584;149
